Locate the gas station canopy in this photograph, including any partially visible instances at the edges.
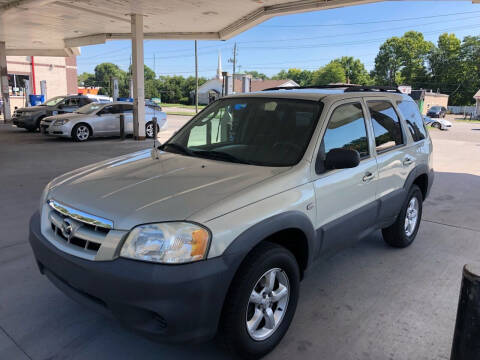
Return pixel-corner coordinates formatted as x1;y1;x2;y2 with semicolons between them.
0;0;476;56
0;0;478;136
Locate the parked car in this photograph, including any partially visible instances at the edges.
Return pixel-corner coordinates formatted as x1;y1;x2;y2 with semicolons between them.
12;95;99;131
29;86;433;359
424;116;452;130
426;105;447;118
40;101;167;141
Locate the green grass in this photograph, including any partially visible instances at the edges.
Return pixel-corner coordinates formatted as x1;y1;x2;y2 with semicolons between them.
165;111;196;117
161;103;206;110
453;118;480;124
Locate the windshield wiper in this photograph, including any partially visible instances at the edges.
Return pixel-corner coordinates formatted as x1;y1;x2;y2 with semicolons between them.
191;150;253;165
160;143;192;156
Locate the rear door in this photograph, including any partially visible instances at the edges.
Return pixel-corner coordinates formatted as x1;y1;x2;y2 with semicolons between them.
313;99;378;254
363;98;411;223
122;104;134;134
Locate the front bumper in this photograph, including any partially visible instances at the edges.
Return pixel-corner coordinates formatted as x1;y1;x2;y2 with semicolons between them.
12;116;36;128
29;212;241;343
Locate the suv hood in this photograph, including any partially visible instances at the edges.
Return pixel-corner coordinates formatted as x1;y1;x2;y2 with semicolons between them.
48;149;287;230
17;105;48;113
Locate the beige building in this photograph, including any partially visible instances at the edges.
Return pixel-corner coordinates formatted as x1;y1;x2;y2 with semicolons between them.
5;56;77;113
474;90;480;117
423;91;449;115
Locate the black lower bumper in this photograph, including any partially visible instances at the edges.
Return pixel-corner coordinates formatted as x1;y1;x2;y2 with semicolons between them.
29;212;242;343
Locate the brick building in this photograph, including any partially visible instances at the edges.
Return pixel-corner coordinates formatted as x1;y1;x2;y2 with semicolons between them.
4;56;77;113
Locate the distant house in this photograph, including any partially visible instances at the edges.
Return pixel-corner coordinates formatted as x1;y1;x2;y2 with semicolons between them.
196;78;299;105
474;89;480;117
410;89;449;115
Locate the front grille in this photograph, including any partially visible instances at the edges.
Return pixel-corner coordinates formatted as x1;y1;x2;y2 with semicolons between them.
46;200;113;259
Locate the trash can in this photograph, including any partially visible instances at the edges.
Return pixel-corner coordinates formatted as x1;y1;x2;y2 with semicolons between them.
29;95;45;106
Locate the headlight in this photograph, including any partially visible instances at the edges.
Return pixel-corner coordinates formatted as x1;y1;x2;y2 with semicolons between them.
120;222;210;264
54;119;69;125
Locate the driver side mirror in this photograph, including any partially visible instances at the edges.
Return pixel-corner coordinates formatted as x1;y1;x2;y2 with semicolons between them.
325;148;360;170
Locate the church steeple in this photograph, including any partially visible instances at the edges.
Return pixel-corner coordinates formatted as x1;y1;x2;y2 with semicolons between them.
216;51;223;79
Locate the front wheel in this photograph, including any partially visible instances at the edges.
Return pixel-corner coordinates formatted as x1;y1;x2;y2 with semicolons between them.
220;242;300;359
72;124;91;142
382;184;423;248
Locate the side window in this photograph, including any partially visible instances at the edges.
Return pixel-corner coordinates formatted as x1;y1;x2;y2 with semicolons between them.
66;98;79;106
100;106;112;114
318;102;369;173
397;100;427;142
122;104;133;113
367;101;404;153
111;105;124;114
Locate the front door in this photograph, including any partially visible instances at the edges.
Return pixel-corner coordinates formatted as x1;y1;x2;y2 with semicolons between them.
92;105;117;135
313;100;378;255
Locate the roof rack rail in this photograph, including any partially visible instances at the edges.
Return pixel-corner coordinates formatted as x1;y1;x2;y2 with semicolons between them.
262;84;401;93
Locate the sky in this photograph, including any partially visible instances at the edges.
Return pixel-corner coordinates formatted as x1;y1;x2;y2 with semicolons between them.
76;1;480;79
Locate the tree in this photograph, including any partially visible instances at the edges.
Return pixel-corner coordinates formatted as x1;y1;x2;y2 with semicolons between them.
78;72;95;87
312;62;346;85
93;63;127;96
458;35;480;105
244;71;268;80
273;68;313;86
373;31;433;86
428;33;463;104
330;57;372;85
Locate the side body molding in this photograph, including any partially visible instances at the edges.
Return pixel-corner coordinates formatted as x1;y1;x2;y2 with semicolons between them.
222;211;317;271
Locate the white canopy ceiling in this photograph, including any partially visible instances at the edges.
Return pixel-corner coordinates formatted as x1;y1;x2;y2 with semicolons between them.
1;0;477;57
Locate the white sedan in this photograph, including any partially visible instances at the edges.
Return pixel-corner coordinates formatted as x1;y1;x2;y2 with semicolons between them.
41;102;167;141
424;116;452;131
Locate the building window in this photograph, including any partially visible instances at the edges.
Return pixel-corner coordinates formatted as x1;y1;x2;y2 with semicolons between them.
8;74;30;96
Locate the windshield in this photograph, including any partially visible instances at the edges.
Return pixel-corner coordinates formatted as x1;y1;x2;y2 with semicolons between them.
164;98;322;167
42;96;65;106
76;102;104;114
430;106;441;111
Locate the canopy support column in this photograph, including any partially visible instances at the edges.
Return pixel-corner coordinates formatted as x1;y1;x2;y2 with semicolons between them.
131;14;145;140
0;42;11;122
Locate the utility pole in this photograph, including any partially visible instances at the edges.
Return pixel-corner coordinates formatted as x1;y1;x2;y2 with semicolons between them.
228;43;237;93
195;40;198;113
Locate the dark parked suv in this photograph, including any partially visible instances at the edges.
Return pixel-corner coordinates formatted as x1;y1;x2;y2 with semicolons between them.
12;95;95;131
426;105;447;118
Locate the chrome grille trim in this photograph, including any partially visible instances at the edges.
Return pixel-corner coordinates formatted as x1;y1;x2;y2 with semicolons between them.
49;211;106;244
48;199;113;229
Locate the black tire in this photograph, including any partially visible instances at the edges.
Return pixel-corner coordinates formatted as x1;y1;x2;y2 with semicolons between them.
72;123;91;142
145;121;160;138
220;242;300;359
34;116;46;132
432;122;441;129
382;184;423;248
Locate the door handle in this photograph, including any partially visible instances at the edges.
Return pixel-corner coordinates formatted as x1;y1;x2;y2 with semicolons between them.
362;172;374;182
403;157;413;166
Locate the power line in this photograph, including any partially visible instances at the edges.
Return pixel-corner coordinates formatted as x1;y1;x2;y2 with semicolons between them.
263;10;480;28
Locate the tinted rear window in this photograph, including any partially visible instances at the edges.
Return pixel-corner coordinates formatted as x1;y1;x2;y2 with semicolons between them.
397;100;427;142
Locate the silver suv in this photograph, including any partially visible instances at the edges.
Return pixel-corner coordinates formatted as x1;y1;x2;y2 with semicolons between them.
29;86;433;359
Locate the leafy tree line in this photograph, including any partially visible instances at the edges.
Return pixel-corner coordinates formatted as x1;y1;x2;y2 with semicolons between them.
78;63;207;104
79;31;479;105
249;32;479;105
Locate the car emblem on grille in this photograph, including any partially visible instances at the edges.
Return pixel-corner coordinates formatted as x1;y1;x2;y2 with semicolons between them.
61;218;77;241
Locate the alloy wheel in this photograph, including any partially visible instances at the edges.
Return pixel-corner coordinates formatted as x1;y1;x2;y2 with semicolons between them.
76;125;90;141
404;197;419;237
246;268;290;341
